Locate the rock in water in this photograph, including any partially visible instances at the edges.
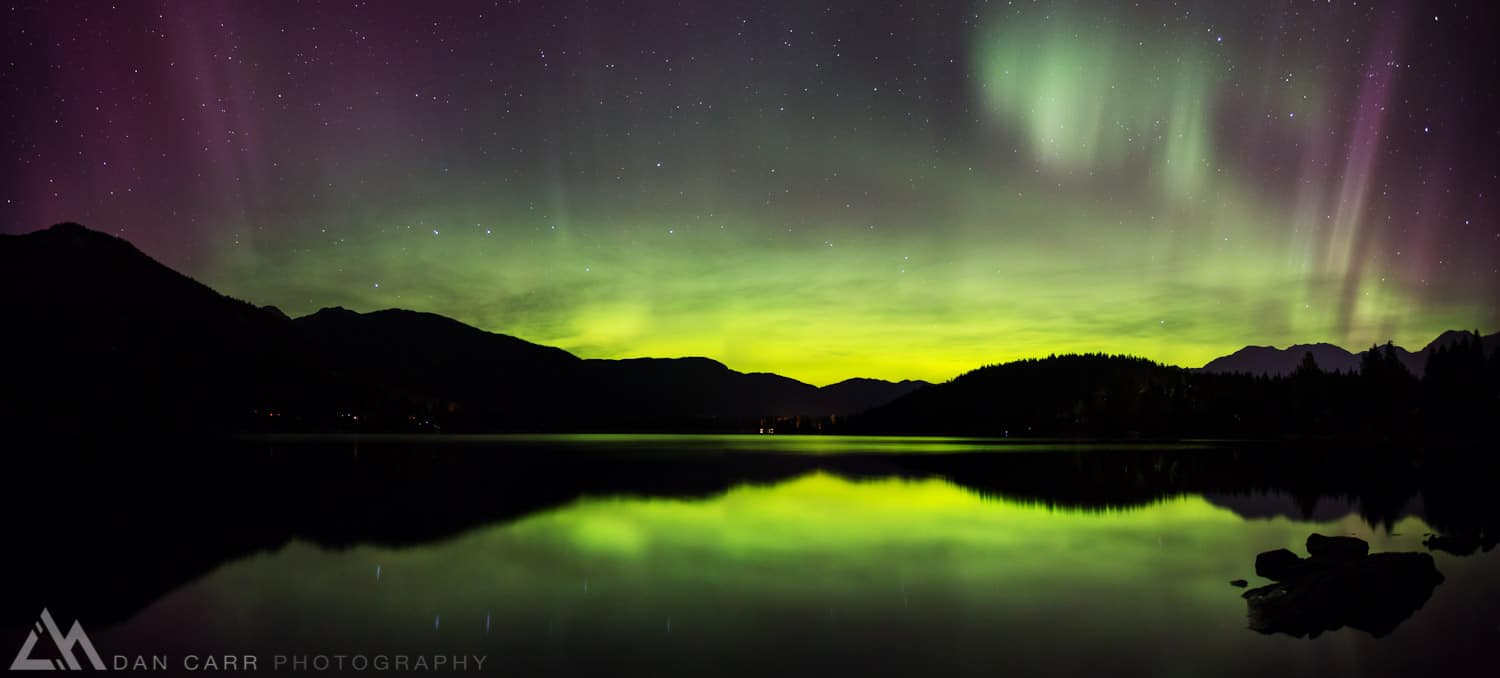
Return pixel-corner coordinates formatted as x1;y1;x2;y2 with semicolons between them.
1255;548;1305;581
1422;533;1483;557
1243;552;1444;638
1306;533;1369;561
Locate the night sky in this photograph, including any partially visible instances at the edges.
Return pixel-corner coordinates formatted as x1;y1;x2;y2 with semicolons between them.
3;0;1497;384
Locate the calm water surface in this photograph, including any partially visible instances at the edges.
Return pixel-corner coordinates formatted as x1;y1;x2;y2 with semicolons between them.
16;436;1498;676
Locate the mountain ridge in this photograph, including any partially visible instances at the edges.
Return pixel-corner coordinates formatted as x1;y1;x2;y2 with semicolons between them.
3;222;1493;437
291;305;925;422
0;223;926;433
1197;332;1500;377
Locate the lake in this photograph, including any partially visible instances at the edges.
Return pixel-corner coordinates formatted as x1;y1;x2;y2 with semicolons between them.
7;436;1495;675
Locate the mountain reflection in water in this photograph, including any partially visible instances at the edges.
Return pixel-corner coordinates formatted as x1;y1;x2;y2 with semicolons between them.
6;437;1496;677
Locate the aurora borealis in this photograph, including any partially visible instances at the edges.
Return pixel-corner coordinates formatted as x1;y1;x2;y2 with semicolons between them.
3;1;1497;384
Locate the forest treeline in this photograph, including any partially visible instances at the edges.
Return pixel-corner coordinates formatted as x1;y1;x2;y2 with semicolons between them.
853;332;1498;441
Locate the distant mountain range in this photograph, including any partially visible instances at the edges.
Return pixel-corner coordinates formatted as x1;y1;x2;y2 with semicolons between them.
0;223;924;434
291;304;926;427
1197;331;1500;377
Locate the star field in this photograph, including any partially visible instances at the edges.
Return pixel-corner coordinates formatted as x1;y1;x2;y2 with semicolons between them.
3;0;1497;384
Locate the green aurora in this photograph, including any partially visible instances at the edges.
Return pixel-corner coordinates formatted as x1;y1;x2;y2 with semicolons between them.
9;2;1494;385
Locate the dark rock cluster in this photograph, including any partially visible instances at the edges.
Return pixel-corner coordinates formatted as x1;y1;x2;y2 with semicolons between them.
1242;533;1444;638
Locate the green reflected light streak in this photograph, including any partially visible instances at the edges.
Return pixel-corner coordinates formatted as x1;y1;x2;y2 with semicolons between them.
123;472;1449;674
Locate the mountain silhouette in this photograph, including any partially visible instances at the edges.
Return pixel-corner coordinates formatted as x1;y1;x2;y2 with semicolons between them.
293;307;925;427
1200;343;1362;376
0;223;924;434
1422;329;1500;355
0;223;353;434
291;305;586;428
1199;332;1499;377
2;222;1490;437
818;377;931;416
